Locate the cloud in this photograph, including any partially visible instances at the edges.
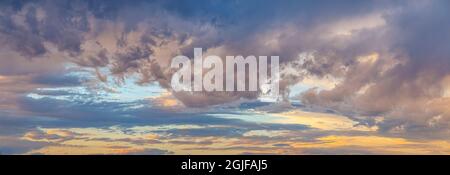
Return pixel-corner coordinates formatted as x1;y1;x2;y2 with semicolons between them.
0;0;402;107
0;136;51;154
31;73;86;86
298;0;450;136
2;0;450;154
115;148;173;155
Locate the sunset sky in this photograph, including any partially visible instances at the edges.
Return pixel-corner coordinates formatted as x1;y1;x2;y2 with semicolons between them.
1;0;450;155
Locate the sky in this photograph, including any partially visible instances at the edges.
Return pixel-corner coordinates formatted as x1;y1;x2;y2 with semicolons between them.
1;0;450;155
